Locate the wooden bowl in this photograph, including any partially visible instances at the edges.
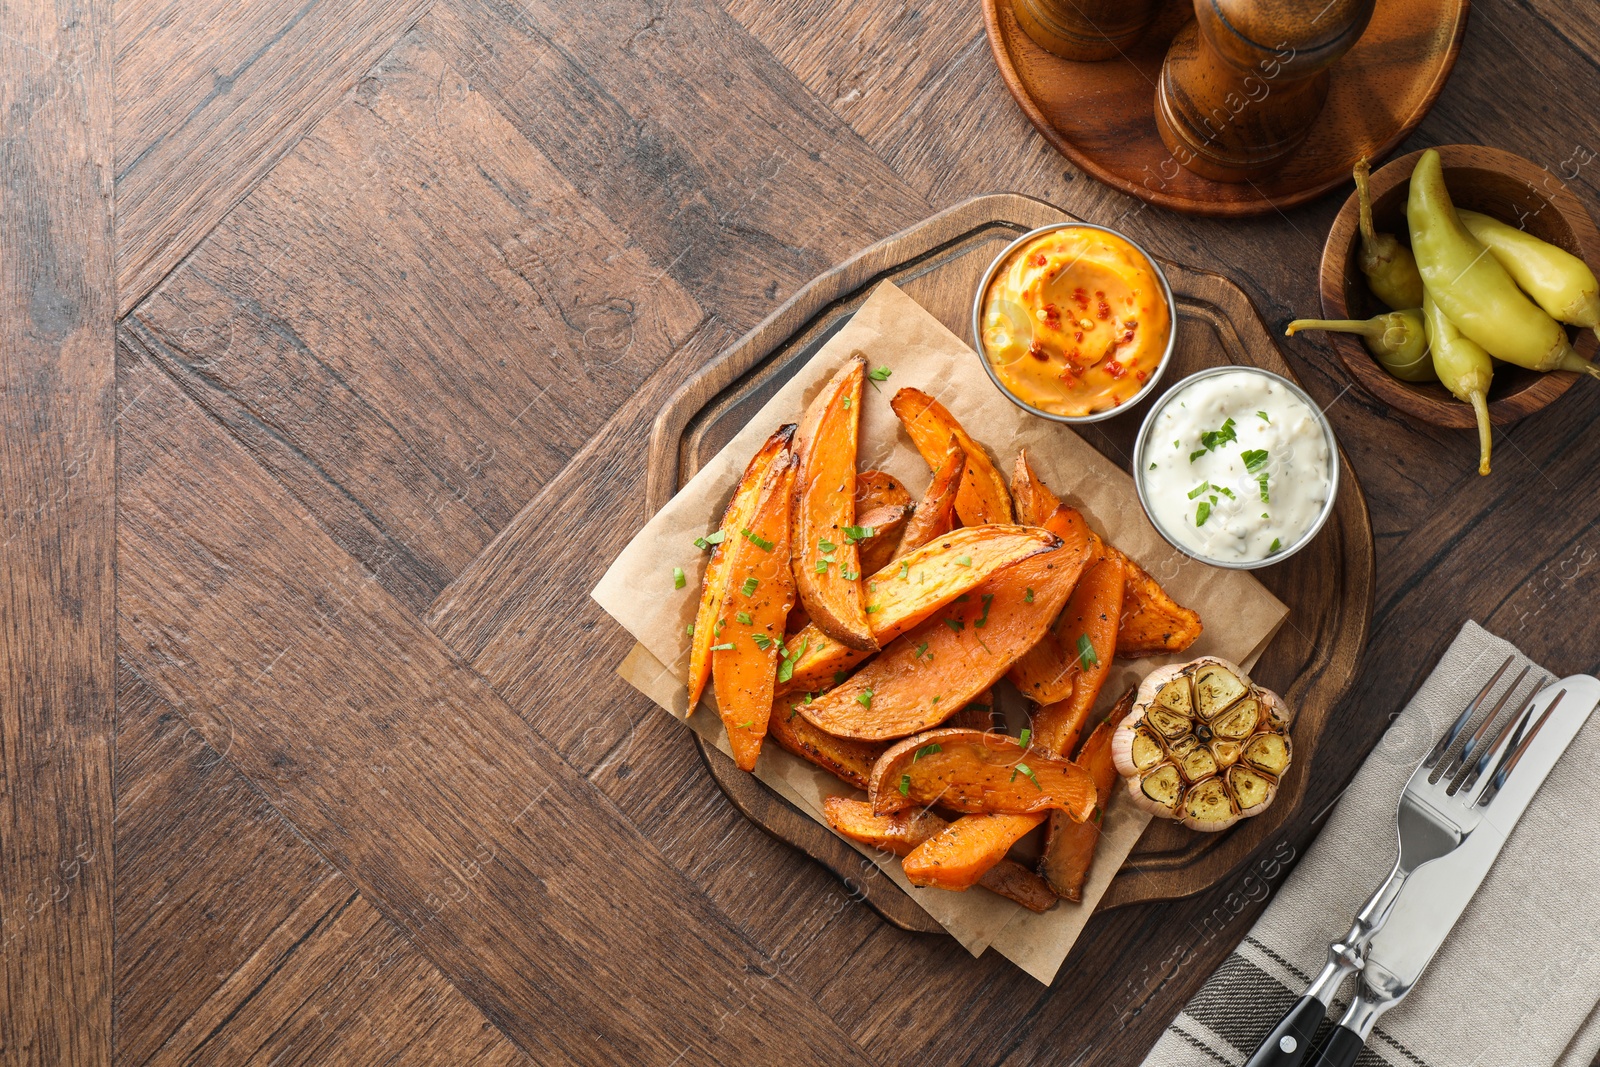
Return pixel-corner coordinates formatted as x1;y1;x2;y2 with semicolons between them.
1319;144;1600;428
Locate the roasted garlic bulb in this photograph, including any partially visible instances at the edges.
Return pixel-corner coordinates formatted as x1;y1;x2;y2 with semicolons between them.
1110;657;1293;832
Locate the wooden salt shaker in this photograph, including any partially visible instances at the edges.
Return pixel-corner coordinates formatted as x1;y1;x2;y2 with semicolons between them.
1012;0;1159;62
1155;0;1375;182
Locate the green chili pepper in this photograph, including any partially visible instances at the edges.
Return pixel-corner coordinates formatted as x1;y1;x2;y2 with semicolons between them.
1459;210;1600;333
1407;149;1599;378
1286;310;1434;383
1355;157;1424;310
1423;293;1493;476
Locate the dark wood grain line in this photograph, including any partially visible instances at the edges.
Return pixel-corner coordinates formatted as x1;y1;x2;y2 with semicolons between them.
1;2;115;1063
114;0;435;312
116;335;876;1066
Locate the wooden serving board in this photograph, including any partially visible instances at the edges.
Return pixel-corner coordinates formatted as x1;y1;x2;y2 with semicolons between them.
645;194;1375;933
981;0;1469;216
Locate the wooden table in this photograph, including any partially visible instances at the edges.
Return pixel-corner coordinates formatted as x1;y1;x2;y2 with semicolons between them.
6;0;1598;1063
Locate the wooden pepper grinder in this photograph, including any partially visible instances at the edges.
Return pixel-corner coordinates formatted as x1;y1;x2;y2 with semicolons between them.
1155;0;1375;182
1013;0;1159;62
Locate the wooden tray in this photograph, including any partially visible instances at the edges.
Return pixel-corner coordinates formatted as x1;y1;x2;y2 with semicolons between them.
645;194;1375;933
981;0;1469;217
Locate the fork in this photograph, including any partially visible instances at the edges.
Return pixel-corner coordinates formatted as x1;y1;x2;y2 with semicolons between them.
1243;655;1549;1067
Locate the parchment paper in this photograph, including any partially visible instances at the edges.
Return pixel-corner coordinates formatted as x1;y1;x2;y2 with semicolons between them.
592;282;1289;983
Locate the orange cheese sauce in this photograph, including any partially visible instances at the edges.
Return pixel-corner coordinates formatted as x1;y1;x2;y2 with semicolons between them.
980;227;1171;418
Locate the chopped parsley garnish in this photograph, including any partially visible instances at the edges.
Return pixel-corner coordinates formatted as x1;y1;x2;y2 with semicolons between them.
868;365;893;382
864;604;881;614
944;618;965;632
914;743;942;762
776;638;807;683
736;611;752;625
1150;462;1157;470
1189;449;1209;463
856;688;874;708
709;642;735;651
752;634;772;651
1024;587;1035;603
1188;481;1211;499
740;528;774;551
833;671;848;685
819;538;837;553
974;593;994;629
842;396;851;410
1018;728;1031;749
1242;449;1269;473
898;773;911;796
1201;417;1238;451
693;530;726;550
814;560;829;574
1258;473;1270;502
740;576;759;596
673;567;686;589
1077;633;1099;670
955;555;973;568
842;526;874;543
686;623;694;636
714;618;726;635
1010;763;1042;789
898;561;910;579
1196;501;1212;527
1270;537;1283;553
840;568;858;581
737;719;753;729
1257;410;1271;422
1216;486;1236;500
914;641;930;660
931;695;940;704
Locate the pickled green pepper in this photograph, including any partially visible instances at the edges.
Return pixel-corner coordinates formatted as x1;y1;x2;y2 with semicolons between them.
1286;311;1434;382
1459;210;1600;332
1407;149;1600;378
1355;158;1424;310
1423;293;1493;476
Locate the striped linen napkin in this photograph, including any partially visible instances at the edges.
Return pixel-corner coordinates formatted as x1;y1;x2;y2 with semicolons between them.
1141;621;1600;1067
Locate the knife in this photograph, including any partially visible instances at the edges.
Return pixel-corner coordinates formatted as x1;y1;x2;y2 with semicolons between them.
1307;674;1600;1067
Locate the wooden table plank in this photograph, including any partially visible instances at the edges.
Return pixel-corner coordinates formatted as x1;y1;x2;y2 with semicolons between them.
115;336;878;1066
126;33;706;616
0;3;115;1064
114;0;433;312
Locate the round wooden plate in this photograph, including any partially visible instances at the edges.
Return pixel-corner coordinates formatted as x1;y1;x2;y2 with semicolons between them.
646;194;1375;932
981;0;1469;216
1319;144;1600;428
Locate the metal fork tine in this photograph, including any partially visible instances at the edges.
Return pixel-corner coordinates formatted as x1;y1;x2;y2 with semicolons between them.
1458;677;1547;794
1476;689;1568;807
1447;664;1531;777
1424;654;1512;769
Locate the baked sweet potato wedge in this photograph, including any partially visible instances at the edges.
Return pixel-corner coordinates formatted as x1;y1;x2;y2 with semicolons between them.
689;425;795;710
1010;449;1061;528
1113;550;1204;658
1010;451;1202;659
791;357;875;651
855;503;911;576
767;695;888;789
1038;692;1130;901
893;439;965;559
891;388;1013;526
778;524;1063;695
712;452;798;770
855;470;912;514
1012;550;1125;746
822;797;1056;912
946;689;999;732
902;812;1047;890
868;728;1097;820
796;507;1092;740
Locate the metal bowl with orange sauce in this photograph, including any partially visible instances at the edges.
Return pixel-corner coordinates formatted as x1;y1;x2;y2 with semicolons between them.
973;223;1175;423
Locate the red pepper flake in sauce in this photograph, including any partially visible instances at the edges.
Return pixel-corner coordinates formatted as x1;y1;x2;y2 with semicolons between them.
1032;253;1048;268
1135;370;1149;382
1027;340;1049;361
1105;360;1127;380
1043;302;1061;328
1072;287;1089;310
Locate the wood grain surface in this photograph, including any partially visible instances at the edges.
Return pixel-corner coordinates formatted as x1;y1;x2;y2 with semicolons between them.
3;0;1600;1061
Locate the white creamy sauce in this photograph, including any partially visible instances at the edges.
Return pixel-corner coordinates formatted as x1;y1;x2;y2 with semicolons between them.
1140;370;1331;563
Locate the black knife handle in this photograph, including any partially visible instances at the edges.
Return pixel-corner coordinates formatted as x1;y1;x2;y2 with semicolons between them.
1243;995;1325;1067
1307;1025;1365;1067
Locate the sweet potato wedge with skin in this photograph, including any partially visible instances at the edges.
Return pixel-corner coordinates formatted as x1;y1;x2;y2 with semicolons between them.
822;797;1057;912
891;388;1013;526
1039;694;1129;900
712;453;798;771
855;503;911;576
868;728;1097;820
778;525;1063;695
1011;548;1125;718
796;507;1093;740
893;439;965;560
1113;550;1204;658
1010;449;1061;528
791;358;875;651
902;812;1047;890
767;696;888;789
689;425;795;710
1009;451;1202;660
855;470;912;514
